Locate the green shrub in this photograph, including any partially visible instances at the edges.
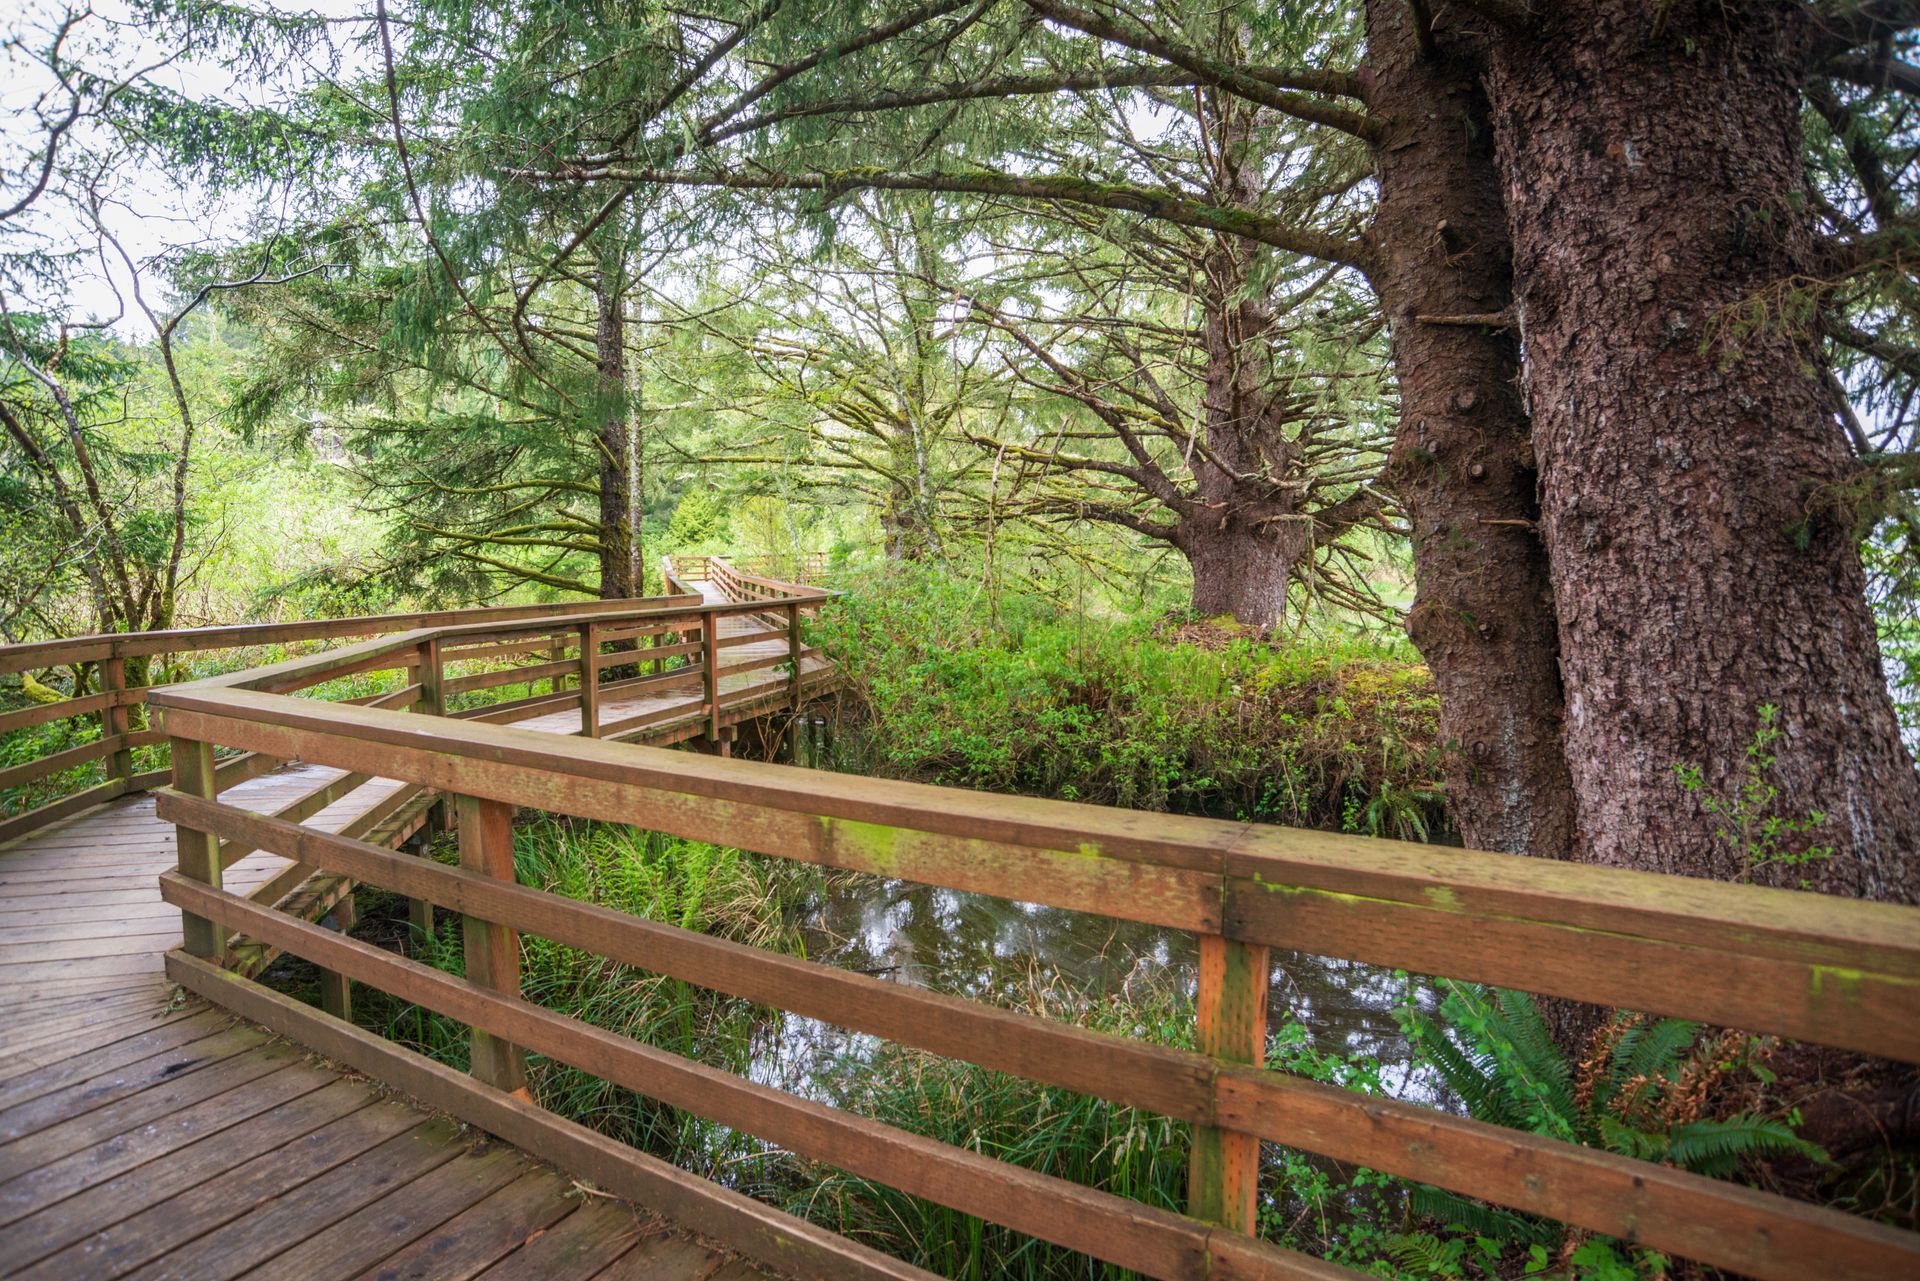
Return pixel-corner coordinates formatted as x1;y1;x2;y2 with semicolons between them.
813;565;1443;833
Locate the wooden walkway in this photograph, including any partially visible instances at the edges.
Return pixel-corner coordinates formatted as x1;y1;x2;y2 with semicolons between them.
8;556;1918;1281
0;573;810;1281
517;577;829;747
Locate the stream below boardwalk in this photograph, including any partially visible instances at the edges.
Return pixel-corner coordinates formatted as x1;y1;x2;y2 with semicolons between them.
749;874;1447;1112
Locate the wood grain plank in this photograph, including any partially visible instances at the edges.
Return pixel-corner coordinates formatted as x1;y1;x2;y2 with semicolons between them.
0;1055;333;1228
12;1101;430;1281
113;1119;465;1281
345;1166;579;1281
0;1025;264;1143
0;1077;379;1275
469;1201;681;1281
242;1143;528;1281
169;953;941;1281
0;1010;229;1112
0;1038;291;1181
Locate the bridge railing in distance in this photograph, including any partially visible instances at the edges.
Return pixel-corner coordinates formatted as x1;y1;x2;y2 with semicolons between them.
668;550;835;589
0;589;715;845
145;611;1920;1280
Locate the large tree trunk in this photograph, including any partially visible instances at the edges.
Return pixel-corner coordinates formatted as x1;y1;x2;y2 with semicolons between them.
594;256;641;600
1174;116;1334;635
1180;521;1304;629
1485;1;1920;897
1364;0;1579;857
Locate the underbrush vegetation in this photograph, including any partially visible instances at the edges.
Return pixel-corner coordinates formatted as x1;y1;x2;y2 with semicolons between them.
813;566;1445;837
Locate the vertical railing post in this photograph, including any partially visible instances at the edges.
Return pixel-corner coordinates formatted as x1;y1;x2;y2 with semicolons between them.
455;793;527;1093
100;655;134;793
702;609;721;744
405;637;446;945
418;637;445;717
319;892;356;1021
579;622;600;738
169;735;224;960
786;600;802;710
403;830;434;946
1188;934;1270;1233
417;637;447;836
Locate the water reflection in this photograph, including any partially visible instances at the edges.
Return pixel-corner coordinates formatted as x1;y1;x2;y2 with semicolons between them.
750;876;1446;1111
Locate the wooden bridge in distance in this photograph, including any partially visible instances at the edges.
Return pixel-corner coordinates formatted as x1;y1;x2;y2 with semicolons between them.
1;550;1918;1280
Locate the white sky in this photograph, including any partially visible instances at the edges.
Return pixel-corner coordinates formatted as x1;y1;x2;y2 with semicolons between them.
1;0;370;333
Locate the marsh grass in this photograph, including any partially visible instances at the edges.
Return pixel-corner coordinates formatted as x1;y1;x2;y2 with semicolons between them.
320;813;1233;1277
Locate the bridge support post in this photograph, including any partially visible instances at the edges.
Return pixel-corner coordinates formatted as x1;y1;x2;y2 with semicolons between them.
169;735;225;960
100;657;134;794
786;601;802;711
319;892;356;1021
456;793;528;1094
579;622;600;738
403;830;434;948
701;613;721;743
1188;934;1269;1233
418;639;450;838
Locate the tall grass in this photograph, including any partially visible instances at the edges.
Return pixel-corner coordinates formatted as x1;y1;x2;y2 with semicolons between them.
349;820;823;1170
778;984;1195;1281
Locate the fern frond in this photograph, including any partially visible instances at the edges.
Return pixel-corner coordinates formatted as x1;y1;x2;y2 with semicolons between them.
1664;1116;1828;1178
1596;1114;1671;1164
1385;1230;1466;1276
1621;1017;1699;1084
1419;1024;1527;1132
1406;1184;1552;1246
1489;988;1580;1126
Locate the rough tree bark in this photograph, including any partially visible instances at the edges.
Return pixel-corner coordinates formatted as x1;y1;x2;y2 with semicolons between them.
594;250;641;600
1485;0;1920;899
1363;0;1580;857
1181;518;1306;627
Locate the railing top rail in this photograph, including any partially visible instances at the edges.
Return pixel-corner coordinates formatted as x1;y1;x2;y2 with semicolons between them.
172;592;833;695
0;589;707;677
148;678;1920;1064
709;557;810;596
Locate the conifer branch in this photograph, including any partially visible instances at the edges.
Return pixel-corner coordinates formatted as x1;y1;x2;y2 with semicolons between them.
528;165;1375;273
1018;0;1379;139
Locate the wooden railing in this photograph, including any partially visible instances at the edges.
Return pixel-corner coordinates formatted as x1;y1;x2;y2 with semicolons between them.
0;592;722;845
668;550;834;589
134;600;1920;1278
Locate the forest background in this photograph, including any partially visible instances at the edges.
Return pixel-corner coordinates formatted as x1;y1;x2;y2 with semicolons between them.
6;2;1920;1272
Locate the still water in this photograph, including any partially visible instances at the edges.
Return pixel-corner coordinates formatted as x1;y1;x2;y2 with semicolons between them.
746;874;1445;1109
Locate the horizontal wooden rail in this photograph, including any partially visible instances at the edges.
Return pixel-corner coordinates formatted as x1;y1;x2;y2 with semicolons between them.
163;951;937;1281
127;550;1920;1280
158;873;1352;1281
0;688;140;736
153;788;1920;1280
0;591;701;676
150;685;1920;1063
1;581;830;845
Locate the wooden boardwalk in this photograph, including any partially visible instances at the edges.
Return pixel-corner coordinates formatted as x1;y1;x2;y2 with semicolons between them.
6;556;1918;1281
0;573;809;1281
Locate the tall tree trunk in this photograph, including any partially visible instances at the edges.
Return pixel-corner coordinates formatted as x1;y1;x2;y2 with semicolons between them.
1179;521;1304;628
1485;1;1920;898
595;253;640;600
1365;0;1579;856
1174;105;1330;634
882;479;925;561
